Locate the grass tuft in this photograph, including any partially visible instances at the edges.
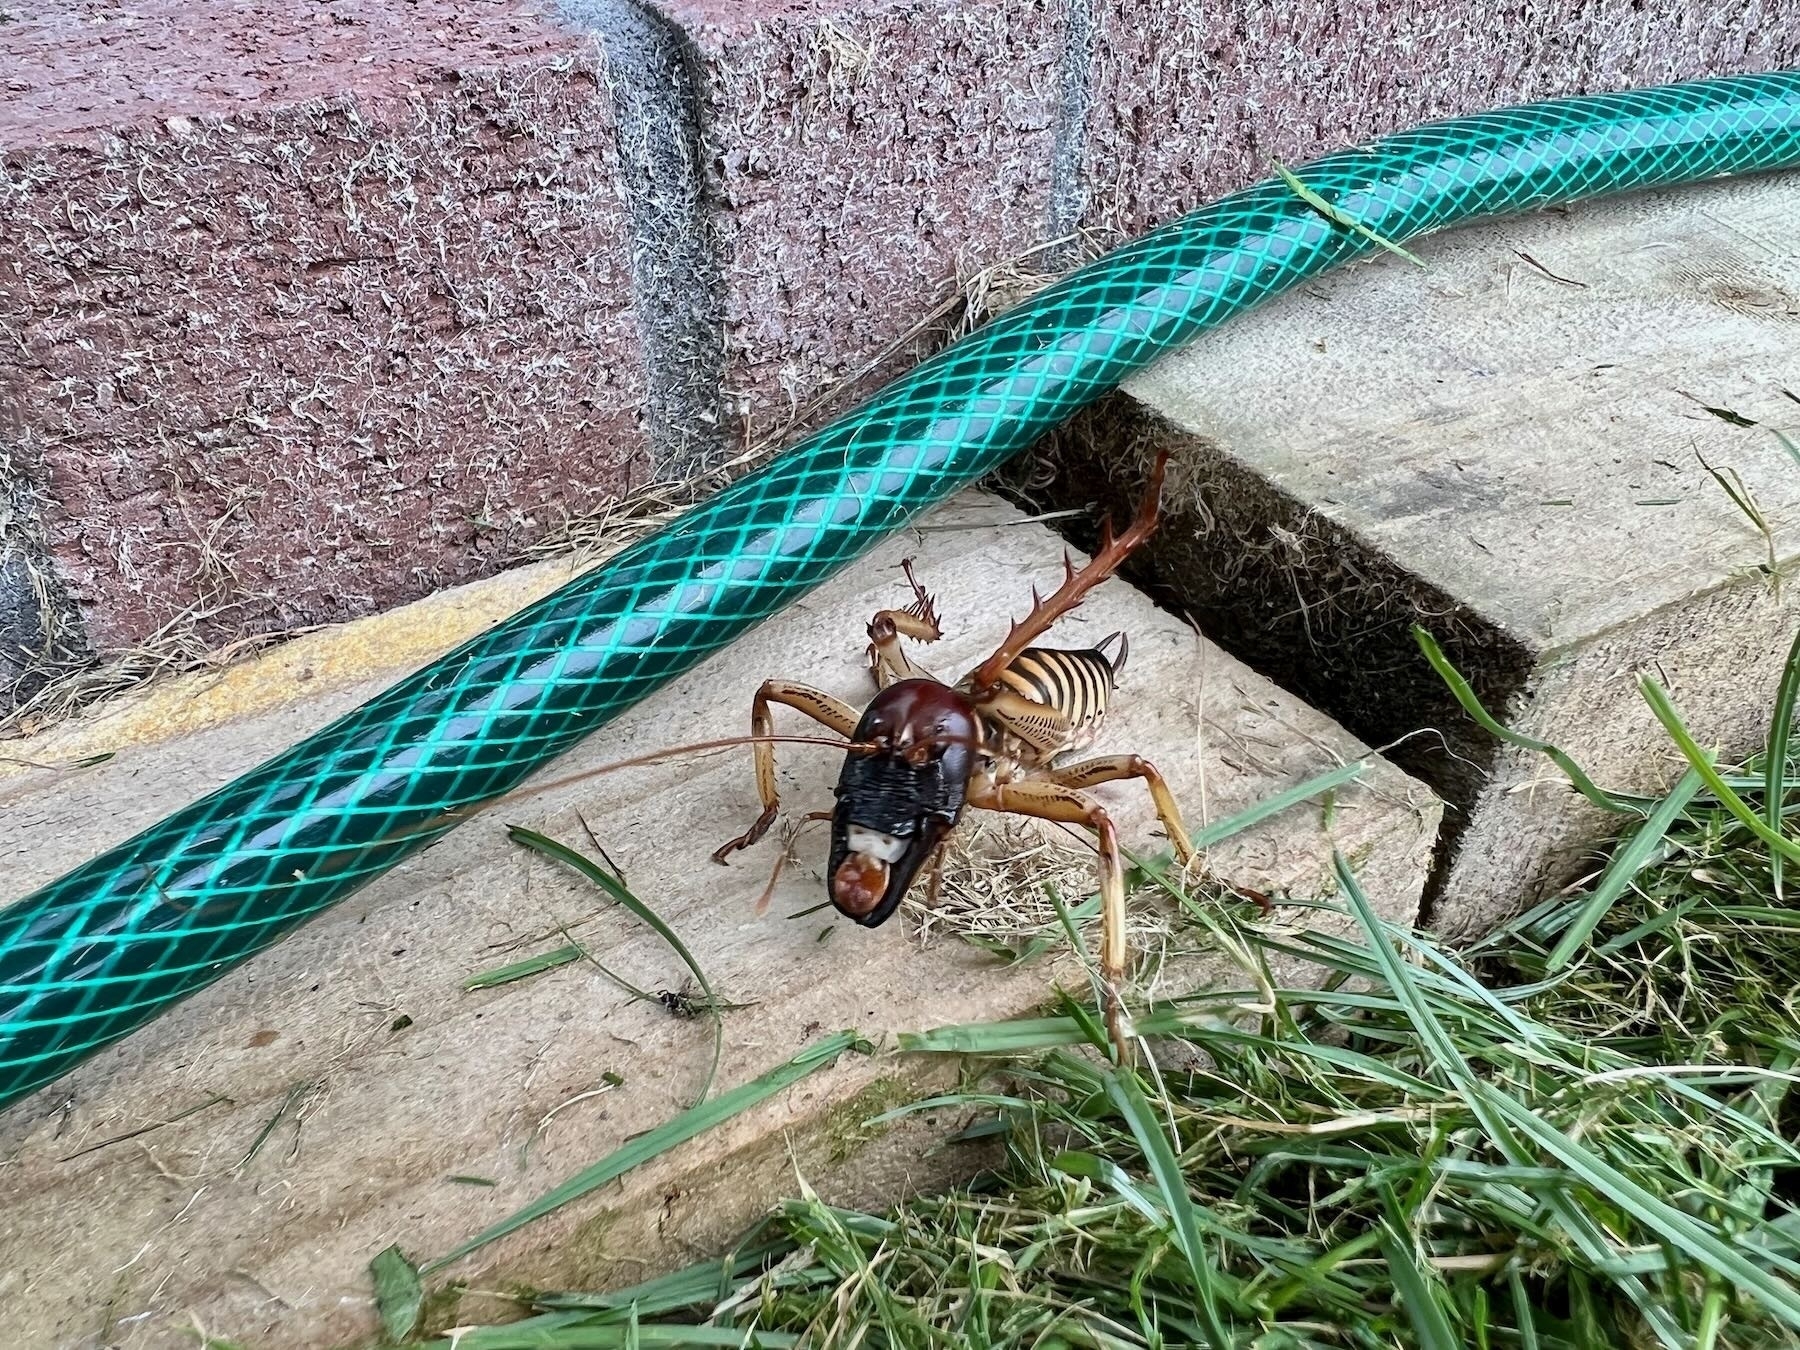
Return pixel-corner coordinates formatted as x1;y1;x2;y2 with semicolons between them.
394;735;1800;1346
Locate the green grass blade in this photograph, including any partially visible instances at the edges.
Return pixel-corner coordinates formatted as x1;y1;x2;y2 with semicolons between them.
1273;162;1427;267
1595;894;1704;951
864;1092;1041;1127
897;1015;1094;1054
1547;768;1704;971
1772;426;1800;471
1334;860;1693;1347
463;943;587;990
1051;1149;1169;1230
371;1244;425;1342
1638;678;1800;865
1378;1221;1459;1350
1390;922;1563;1053
1044;881;1109;1031
1767;627;1800;900
1188;760;1370;852
509;825;725;1102
1697;451;1770;530
1507;1268;1542;1350
1103;1066;1234;1345
1333;855;1475;1088
895;997;1249;1055
1123;760;1368;897
530;1237;791;1314
422;1030;864;1273
412;1327;799;1349
1413;625;1636;814
1196;1025;1444;1097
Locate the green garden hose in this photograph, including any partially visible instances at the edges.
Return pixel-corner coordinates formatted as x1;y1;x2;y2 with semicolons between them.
5;73;1800;1114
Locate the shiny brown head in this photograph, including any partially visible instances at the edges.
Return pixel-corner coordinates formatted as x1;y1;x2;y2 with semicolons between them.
827;679;981;925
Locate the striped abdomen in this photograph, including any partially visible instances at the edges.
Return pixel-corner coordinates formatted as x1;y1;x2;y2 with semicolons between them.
986;632;1127;761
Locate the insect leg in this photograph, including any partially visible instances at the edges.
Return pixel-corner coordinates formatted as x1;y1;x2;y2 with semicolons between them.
866;558;943;689
965;777;1134;1062
712;682;862;863
924;839;948;910
1045;754;1196;867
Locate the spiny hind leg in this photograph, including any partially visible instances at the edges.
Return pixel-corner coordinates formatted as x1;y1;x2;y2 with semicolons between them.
711;681;861;863
966;452;1167;697
1047;754;1196;869
965;777;1134;1062
867;558;943;689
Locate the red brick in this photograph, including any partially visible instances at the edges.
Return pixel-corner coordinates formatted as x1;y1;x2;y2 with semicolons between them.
661;0;1071;444
1080;0;1800;237
1;3;648;652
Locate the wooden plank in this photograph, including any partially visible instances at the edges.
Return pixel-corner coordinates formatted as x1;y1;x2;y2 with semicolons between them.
0;492;1438;1348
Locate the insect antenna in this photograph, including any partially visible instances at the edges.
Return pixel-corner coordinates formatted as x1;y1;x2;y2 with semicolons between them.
299;732;878;879
753;847;788;916
479;732;877;810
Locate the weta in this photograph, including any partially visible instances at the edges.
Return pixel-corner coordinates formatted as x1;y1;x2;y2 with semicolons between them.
712;455;1195;1057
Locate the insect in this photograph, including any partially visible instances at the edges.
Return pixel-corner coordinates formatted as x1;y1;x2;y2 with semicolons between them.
712;453;1196;1058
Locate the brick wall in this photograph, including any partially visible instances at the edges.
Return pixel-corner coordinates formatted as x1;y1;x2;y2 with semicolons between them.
3;0;1795;708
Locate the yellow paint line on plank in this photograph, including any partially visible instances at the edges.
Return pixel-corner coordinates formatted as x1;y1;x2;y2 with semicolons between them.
1;554;598;782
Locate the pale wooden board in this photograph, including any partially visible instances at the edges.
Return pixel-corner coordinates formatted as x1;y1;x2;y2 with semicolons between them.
1103;171;1800;936
0;492;1439;1349
1128;172;1800;651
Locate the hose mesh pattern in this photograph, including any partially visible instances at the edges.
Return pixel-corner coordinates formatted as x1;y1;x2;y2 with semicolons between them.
5;74;1800;1111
